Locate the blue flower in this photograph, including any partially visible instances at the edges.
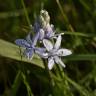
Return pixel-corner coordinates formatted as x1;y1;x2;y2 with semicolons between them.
41;35;72;70
15;32;39;59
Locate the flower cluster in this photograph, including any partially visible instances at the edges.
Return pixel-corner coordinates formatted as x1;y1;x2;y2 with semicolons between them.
15;10;72;70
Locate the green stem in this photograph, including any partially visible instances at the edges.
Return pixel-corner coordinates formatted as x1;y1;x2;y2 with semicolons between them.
21;72;33;96
56;65;73;95
21;0;31;28
11;71;22;96
56;64;64;78
56;0;74;32
42;59;55;96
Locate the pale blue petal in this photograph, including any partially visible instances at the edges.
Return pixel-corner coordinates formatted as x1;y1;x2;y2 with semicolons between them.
57;49;72;56
54;56;66;68
32;32;39;46
48;57;54;70
45;24;54;38
43;39;53;51
54;33;64;37
54;35;61;49
24;48;34;59
39;29;45;40
33;20;41;33
35;50;48;58
15;39;30;48
35;47;46;53
35;47;48;58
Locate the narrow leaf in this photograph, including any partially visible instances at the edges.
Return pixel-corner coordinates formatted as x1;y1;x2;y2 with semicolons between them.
65;54;96;61
0;39;44;68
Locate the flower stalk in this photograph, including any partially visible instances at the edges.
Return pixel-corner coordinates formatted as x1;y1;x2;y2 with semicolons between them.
42;59;55;95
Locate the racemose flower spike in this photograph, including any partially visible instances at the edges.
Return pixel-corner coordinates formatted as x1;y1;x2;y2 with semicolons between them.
15;9;72;70
33;10;64;41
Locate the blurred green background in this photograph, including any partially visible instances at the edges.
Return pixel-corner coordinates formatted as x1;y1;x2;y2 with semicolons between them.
0;0;96;96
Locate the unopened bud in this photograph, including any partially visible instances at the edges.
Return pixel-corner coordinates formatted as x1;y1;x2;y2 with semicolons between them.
40;10;50;28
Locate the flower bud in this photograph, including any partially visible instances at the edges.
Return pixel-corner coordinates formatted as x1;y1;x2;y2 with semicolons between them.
39;10;50;28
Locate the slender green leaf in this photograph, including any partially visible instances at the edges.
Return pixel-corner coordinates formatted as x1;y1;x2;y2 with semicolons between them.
65;54;96;61
57;29;96;37
0;39;44;68
21;72;33;96
21;0;31;27
11;71;22;96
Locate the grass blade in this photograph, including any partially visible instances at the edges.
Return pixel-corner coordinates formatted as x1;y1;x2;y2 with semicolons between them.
0;39;44;68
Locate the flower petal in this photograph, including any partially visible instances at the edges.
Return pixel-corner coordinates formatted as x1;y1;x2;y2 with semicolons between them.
33;20;41;33
57;49;72;56
24;48;34;59
32;32;39;46
54;35;61;49
15;39;30;48
48;57;54;70
54;56;65;68
35;47;46;52
36;51;48;58
35;48;48;58
43;39;53;51
45;24;54;38
39;29;45;40
54;33;64;37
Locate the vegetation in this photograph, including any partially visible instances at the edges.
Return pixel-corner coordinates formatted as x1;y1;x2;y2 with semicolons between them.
0;0;96;96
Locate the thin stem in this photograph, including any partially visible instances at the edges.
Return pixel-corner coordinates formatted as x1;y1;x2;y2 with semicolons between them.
21;72;33;96
19;47;33;96
11;71;22;96
19;47;25;73
56;64;72;95
56;64;64;78
42;59;55;96
56;0;74;32
21;0;31;28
